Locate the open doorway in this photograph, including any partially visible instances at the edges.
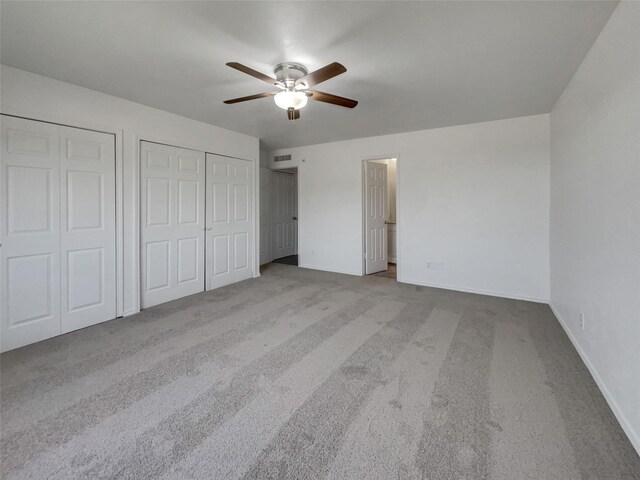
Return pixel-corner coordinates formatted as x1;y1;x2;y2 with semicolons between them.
271;168;298;266
363;158;397;279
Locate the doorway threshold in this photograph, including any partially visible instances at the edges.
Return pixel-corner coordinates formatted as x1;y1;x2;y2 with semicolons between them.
272;255;298;266
371;263;396;280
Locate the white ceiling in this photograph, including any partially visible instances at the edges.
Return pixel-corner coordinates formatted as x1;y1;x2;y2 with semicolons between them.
0;1;617;150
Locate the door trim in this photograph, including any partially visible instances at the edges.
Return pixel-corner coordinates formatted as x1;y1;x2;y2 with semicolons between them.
270;170;297;261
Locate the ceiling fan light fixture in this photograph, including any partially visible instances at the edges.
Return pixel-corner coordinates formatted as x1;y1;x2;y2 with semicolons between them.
224;61;357;116
274;90;308;110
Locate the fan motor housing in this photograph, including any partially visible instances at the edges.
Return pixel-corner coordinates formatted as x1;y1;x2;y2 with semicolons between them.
274;63;308;88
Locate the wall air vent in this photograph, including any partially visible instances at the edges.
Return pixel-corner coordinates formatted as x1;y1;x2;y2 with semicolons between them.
273;154;292;162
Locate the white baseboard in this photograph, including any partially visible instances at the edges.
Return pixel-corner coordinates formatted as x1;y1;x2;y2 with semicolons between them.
400;278;549;303
549;303;640;455
122;308;139;317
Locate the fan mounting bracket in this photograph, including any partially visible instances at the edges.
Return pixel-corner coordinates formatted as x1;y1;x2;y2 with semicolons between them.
274;63;308;89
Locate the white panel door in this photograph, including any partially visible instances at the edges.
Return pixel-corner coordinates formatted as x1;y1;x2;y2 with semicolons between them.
206;154;253;290
140;142;205;308
60;126;116;333
1;116;61;351
272;171;297;259
365;161;388;274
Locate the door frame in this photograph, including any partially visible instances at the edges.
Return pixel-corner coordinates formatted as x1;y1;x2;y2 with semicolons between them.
361;156;401;280
269;168;298;261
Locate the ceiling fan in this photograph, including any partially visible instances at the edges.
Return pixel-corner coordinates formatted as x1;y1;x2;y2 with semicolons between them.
223;62;358;120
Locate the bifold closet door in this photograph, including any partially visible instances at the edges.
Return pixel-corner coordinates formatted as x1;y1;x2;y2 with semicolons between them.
206;154;253;290
59;126;116;333
140;142;205;308
1;116;116;351
1;117;61;350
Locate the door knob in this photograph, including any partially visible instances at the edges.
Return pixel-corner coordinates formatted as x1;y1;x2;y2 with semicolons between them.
293;216;298;220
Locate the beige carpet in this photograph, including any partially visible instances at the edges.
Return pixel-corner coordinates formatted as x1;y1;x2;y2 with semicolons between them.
1;263;639;479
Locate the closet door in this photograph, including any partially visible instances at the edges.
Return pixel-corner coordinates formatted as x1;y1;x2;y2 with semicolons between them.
140;142;205;308
1;117;117;351
1;116;61;351
60;126;116;333
206;154;253;290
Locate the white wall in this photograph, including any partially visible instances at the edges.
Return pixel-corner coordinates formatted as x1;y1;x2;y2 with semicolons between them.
271;114;550;301
0;65;260;317
550;1;640;452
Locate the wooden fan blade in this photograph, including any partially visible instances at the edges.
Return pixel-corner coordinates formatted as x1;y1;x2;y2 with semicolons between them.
223;92;275;104
287;108;301;120
308;90;358;108
226;62;280;86
295;62;346;88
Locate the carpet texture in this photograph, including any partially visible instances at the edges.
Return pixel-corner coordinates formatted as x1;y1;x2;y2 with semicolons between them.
1;263;638;479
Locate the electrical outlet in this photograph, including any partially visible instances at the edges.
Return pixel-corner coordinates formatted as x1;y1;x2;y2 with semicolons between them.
426;262;444;270
579;312;585;330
